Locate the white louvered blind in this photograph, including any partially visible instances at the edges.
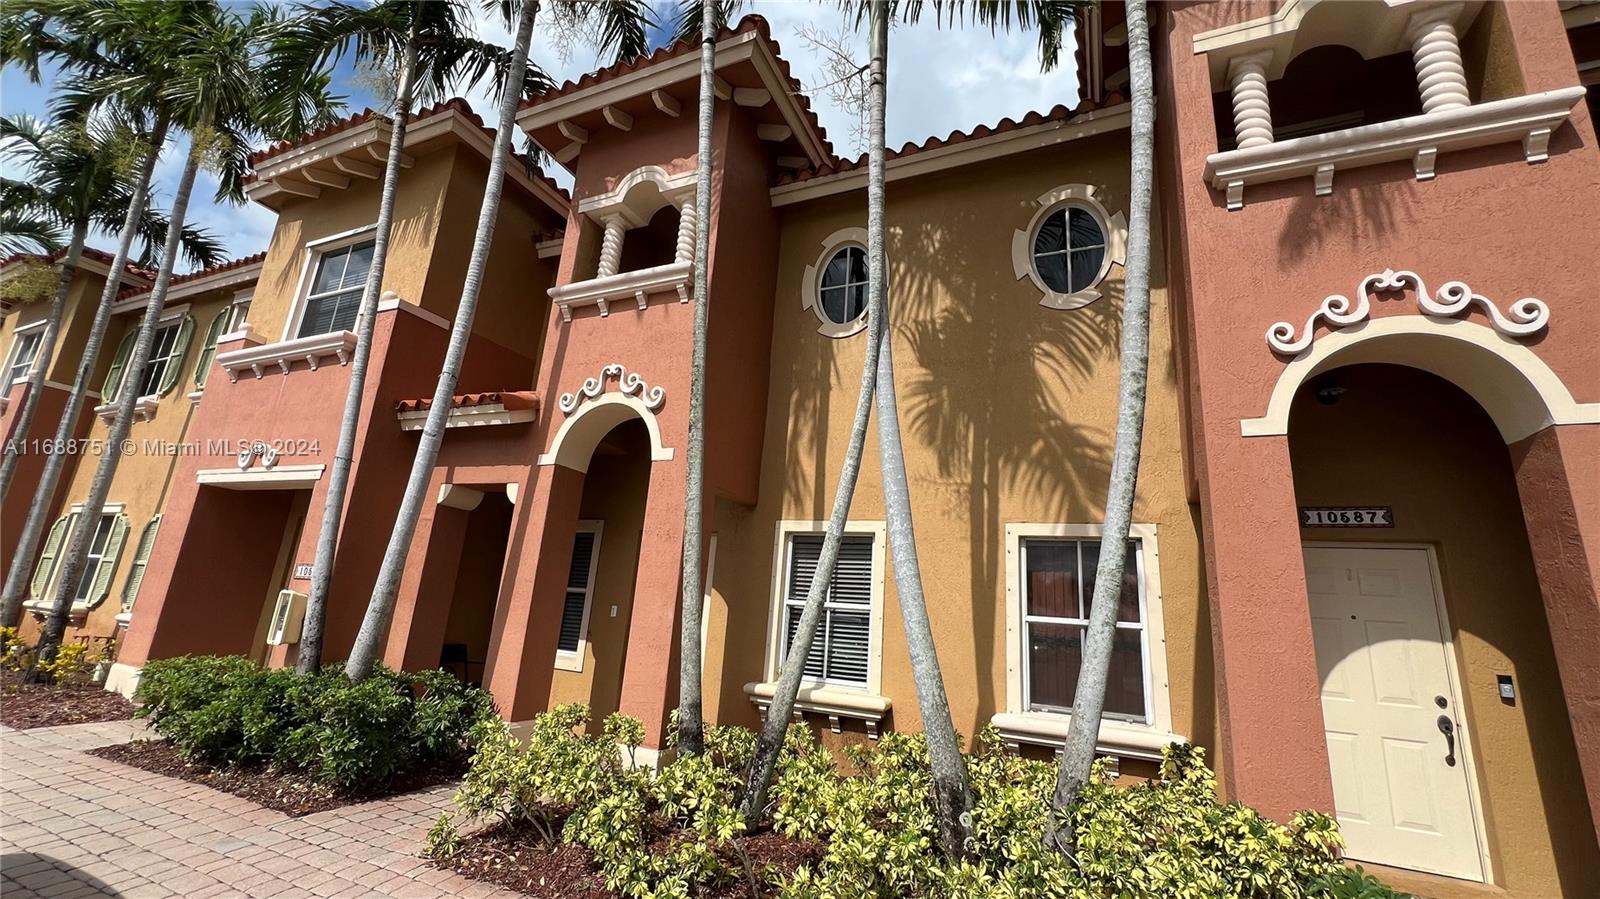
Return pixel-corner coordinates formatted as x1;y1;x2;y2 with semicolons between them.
557;529;598;653
781;534;874;688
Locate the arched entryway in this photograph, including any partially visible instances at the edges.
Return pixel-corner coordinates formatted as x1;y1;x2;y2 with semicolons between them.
544;419;653;731
1288;363;1598;894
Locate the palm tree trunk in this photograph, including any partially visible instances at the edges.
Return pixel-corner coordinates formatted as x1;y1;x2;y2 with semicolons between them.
0;117;168;630
1051;0;1155;840
33;136;199;675
0;220;87;501
738;211;884;832
674;0;719;759
297;15;421;675
344;0;538;683
866;2;973;858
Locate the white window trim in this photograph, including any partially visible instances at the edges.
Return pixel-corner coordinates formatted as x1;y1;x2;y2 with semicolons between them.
282;223;378;341
23;502;126;618
1011;184;1127;311
554;520;603;673
762;519;888;696
800;227;873;338
997;522;1184;761
5;325;46;386
131;313;188;400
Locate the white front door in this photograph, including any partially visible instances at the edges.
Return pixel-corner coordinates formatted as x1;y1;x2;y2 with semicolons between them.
1304;545;1485;882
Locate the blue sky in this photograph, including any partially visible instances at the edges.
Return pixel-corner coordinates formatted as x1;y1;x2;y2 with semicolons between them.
1;1;1079;274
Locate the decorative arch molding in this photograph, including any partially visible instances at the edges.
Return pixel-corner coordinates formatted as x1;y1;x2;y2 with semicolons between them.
1242;316;1600;444
539;393;674;472
577;164;696;228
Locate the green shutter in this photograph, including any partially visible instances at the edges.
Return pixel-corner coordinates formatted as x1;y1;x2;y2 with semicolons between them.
192;311;229;390
102;331;135;400
155;314;194;397
30;513;72;600
86;512;129;609
120;515;161;614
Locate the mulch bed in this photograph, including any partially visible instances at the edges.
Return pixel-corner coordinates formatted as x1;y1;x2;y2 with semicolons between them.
0;672;135;730
432;820;824;899
87;739;467;817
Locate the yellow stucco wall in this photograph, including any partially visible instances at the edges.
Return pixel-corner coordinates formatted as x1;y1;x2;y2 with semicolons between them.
700;130;1209;757
20;285;238;648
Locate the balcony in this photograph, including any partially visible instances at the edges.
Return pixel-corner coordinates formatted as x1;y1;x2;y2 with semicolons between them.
1204;87;1588;209
546;261;693;323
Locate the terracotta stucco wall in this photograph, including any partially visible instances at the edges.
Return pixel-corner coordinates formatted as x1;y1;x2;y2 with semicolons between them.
1290;364;1598;898
700;132;1206;756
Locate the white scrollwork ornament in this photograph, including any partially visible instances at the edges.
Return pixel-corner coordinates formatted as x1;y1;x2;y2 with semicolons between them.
557;363;666;414
1266;268;1550;355
236;440;280;471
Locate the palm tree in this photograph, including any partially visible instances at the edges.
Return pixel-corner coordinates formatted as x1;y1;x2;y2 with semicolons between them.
0;192;62;257
0;113;224;503
30;0;341;675
0;0;190;637
279;0;558;674
1051;0;1155;843
343;0;540;682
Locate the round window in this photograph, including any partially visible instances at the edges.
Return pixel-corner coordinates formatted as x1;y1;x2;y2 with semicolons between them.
1031;205;1108;295
818;245;868;326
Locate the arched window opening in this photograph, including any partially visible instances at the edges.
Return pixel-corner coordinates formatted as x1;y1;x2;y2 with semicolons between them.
1211;45;1424;150
617;205;682;275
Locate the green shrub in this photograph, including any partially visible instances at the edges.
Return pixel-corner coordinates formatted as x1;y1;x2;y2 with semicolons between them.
437;707;1391;899
134;656;494;791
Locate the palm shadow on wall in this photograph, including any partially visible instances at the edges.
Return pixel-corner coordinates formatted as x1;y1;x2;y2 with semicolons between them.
888;204;1118;723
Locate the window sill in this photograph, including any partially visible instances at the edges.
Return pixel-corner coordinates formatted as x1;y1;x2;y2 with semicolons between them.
745;680;892;739
547;261;692;323
1203;86;1587;209
22;599;90;623
215;330;356;382
114;611;133;626
92;396;159;424
990;711;1185;762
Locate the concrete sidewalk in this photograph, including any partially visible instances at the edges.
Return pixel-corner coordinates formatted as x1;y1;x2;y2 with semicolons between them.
0;720;522;899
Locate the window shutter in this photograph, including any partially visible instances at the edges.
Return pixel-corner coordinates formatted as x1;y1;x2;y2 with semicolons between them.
193;311;229;390
120;515;161;614
86;513;129;608
102;331;135;400
557;530;598;653
155;314;194;397
30;514;72;600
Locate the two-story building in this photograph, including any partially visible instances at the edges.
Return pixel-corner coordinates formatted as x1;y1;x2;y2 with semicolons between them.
4;4;1598;896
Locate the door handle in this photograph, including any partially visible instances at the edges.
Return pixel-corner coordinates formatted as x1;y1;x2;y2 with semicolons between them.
1436;715;1457;767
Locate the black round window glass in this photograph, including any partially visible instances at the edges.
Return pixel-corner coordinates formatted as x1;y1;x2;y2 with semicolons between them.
818;245;868;325
1031;206;1107;294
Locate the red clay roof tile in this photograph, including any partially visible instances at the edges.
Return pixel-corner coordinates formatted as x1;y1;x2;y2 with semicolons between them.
0;246;153;280
394;390;539;414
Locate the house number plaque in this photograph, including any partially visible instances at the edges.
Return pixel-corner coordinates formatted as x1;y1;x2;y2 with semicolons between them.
293;564;313;580
1299;506;1394;528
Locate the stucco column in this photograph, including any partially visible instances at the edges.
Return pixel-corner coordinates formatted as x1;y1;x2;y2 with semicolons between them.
482;463;584;722
1509;423;1600;840
382;476;472;673
615;455;689;755
1201;433;1337;821
1407;3;1470;115
1227;51;1275;149
596;215;626;278
673;200;696;264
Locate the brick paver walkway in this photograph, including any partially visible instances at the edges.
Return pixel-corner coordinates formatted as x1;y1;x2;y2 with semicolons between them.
1;720;524;899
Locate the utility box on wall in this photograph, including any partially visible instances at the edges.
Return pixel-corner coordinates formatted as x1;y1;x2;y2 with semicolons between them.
267;590;307;646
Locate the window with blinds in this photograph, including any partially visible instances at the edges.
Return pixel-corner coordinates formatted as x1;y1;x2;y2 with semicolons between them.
780;533;875;689
297;239;375;338
1021;537;1148;722
557;527;601;655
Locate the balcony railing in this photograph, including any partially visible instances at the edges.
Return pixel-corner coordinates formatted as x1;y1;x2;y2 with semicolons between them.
547;260;693;322
215;330;357;382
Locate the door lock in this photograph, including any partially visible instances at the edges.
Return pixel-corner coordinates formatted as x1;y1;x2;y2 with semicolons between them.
1436;715;1457;767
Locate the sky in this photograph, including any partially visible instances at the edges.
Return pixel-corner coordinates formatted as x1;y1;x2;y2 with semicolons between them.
0;1;1080;274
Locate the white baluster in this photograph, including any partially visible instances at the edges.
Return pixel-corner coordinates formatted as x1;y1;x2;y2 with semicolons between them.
597;215;625;278
1408;3;1470;115
674;199;696;264
1228;51;1275;150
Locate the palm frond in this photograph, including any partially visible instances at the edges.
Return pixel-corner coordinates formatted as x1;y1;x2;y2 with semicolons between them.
666;0;741;45
0;209;64;257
